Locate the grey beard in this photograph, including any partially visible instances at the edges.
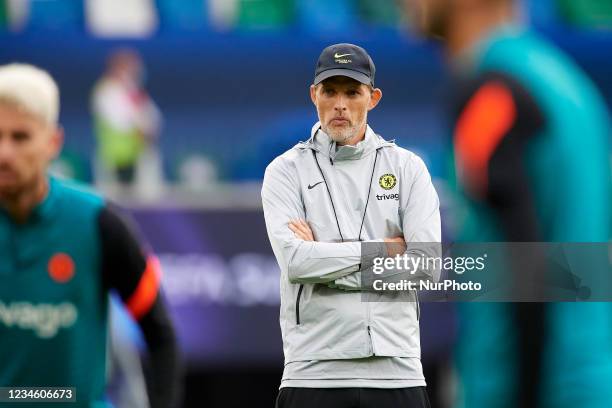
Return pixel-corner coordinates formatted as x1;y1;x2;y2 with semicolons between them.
323;123;360;145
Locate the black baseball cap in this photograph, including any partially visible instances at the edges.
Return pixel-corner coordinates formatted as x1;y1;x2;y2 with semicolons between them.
313;43;376;86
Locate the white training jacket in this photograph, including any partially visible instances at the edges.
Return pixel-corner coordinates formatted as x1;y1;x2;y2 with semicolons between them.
262;123;441;364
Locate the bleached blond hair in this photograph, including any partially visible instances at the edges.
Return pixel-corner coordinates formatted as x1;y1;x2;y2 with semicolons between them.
0;63;59;126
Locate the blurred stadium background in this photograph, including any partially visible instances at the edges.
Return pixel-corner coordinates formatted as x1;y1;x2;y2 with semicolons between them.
1;0;611;407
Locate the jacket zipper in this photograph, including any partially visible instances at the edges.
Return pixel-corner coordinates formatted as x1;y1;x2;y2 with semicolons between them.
367;322;376;355
366;298;376;355
326;151;379;241
295;284;304;325
314;148;380;354
367;325;376;356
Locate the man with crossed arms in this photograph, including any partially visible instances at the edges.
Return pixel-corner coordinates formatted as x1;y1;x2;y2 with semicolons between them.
262;43;440;408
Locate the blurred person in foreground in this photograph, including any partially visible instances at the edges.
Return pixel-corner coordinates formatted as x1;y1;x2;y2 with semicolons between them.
0;63;180;407
262;43;440;408
91;49;162;193
403;0;612;407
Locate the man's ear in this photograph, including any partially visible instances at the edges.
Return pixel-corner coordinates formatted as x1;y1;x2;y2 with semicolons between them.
368;88;382;111
48;126;64;160
310;84;317;106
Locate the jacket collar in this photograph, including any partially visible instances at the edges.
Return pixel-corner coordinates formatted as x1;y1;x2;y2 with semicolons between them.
297;122;394;161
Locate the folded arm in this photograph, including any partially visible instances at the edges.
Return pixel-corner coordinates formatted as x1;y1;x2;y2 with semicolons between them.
332;154;442;291
262;158;385;284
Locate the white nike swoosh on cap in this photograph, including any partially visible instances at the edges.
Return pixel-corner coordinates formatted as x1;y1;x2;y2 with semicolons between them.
334;53;353;58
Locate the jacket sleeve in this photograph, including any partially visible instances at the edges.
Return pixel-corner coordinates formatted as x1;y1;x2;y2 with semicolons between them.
99;204;182;408
453;73;545;241
262;156;386;284
332;153;442;290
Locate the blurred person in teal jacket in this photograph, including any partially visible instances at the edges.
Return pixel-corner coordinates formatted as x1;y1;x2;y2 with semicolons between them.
0;63;180;408
402;0;612;407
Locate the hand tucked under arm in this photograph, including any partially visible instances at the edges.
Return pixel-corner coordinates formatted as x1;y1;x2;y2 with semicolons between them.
329;236;409;291
288;219;315;242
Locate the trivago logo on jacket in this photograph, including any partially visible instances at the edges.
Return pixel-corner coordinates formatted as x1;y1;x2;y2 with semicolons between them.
0;300;78;338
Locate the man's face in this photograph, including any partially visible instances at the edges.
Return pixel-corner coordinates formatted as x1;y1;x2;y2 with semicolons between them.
310;76;382;145
402;0;453;39
0;103;62;199
109;51;144;85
